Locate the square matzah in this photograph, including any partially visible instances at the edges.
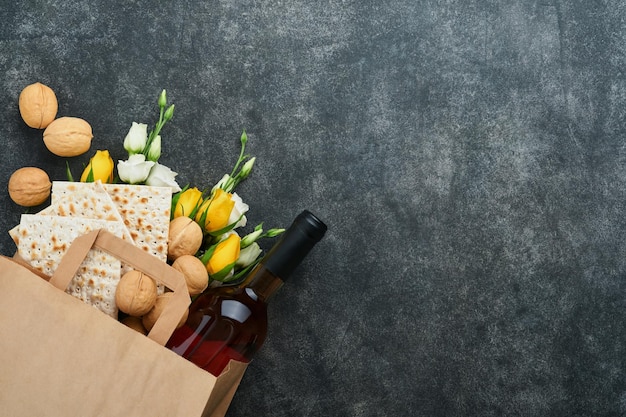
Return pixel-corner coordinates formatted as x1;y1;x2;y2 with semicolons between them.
16;214;126;318
9;181;133;246
50;181;134;243
101;183;171;262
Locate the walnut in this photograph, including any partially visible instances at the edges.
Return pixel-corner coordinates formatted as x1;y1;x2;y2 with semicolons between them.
167;216;203;261
18;82;58;129
120;315;147;335
42;116;93;157
142;292;189;331
8;167;51;207
172;254;209;296
115;270;157;317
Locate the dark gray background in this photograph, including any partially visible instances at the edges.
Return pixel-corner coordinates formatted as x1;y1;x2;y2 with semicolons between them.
1;1;625;416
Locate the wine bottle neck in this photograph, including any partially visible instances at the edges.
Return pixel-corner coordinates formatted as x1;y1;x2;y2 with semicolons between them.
244;264;284;303
259;211;327;280
237;210;327;302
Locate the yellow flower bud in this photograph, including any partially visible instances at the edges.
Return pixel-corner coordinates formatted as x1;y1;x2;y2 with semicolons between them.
195;188;235;233
80;150;114;183
173;187;203;218
206;234;241;275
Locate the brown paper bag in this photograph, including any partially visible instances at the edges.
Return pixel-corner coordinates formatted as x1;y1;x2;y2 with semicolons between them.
0;229;247;417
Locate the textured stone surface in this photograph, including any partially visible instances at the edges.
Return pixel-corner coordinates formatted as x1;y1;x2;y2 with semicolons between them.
1;1;626;416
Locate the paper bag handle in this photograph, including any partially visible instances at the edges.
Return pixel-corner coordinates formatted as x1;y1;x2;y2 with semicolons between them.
49;229;190;346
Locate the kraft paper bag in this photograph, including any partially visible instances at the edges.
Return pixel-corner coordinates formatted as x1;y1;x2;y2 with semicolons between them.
0;229;247;417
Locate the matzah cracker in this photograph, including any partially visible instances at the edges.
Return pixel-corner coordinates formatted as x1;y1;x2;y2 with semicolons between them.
16;214;125;318
10;181;134;275
9;182;135;246
9;206;54;245
50;181;134;243
101;183;171;262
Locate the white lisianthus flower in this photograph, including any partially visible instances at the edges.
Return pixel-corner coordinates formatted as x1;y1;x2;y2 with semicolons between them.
117;154;155;184
123;122;148;155
146;135;161;162
229;192;249;228
239;157;256;179
212;173;233;193
235;242;262;268
145;162;182;193
240;227;263;248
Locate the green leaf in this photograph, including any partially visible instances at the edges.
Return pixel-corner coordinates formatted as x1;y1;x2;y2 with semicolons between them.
231;259;261;281
209;261;238;282
199;244;217;264
170;184;190;219
65;161;74;182
86;166;94;182
187;194;207;220
206;213;246;237
196;208;209;232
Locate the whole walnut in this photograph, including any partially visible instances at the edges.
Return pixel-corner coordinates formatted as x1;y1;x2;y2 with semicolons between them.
168;216;203;261
172;254;209;296
8;167;51;207
142;292;189;331
19;82;58;129
115;270;158;317
43;116;93;157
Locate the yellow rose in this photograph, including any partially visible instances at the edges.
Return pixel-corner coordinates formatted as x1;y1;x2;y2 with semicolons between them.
80;150;114;183
195;188;235;233
173;187;203;218
206;234;241;275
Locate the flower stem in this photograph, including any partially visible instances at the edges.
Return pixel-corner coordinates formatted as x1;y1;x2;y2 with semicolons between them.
143;100;167;159
229;130;248;179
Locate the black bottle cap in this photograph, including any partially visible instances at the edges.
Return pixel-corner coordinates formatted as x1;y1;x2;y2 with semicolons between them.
262;210;327;280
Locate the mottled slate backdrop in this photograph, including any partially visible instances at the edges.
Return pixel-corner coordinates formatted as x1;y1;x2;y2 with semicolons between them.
1;1;625;416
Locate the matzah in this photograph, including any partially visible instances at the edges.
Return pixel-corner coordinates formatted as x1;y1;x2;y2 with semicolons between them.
101;183;171;262
9;181;134;246
16;214;125;318
10;181;135;275
50;181;134;243
9;206;54;245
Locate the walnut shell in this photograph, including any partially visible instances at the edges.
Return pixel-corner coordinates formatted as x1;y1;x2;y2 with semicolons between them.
43;116;93;157
172;254;209;296
142;292;189;332
115;270;158;317
19;82;58;129
121;315;148;335
8;167;51;207
167;216;203;261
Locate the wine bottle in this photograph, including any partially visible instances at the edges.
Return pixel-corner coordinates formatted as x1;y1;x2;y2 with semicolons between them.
166;210;327;376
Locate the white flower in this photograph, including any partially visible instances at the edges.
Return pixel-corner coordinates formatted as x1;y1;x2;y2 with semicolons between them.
145;162;182;193
236;242;262;268
240;227;263;248
212;173;233;193
117;154;155;184
146;135;161;162
239;157;256;179
123;122;148;155
229;192;249;228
